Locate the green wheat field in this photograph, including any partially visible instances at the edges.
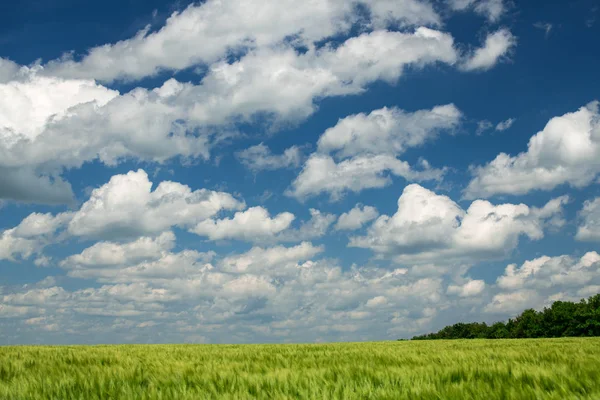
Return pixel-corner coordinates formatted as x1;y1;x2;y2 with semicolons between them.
1;338;600;399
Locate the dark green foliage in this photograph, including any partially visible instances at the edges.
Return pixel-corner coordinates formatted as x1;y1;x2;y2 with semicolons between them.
412;294;600;340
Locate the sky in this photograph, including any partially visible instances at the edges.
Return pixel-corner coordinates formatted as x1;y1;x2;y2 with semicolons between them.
0;0;599;345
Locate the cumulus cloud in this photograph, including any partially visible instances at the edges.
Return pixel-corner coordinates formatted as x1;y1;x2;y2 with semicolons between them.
1;27;461;205
68;169;244;239
0;74;118;139
486;252;600;314
0;212;71;262
465;102;600;198
289;154;444;201
335;205;379;231
191;207;296;242
1;247;482;342
316;104;462;158
41;0;442;82
460;29;516;71
62;242;214;283
61;232;176;270
277;209;337;242
0;58;19;83
576;198;600;242
447;279;486;297
236;143;304;172
190;206;335;243
350;184;568;264
289;104;461;200
220;242;324;274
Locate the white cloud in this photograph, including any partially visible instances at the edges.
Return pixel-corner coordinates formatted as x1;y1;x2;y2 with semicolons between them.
189;206;333;244
61;232;175;270
335;204;379;231
64;248;214;283
317;104;462;158
1;251;481;342
236;143;304;172
184;28;458;126
0;230;39;262
486;252;600;314
576;198;600;242
0;212;71;262
0;75;118;140
448;0;506;22
191;207;295;242
42;0;442;83
473;0;505;22
465;101;600;198
447;279;486;297
0;58;20;83
290;104;460;200
350;184;567;264
288;154;444;201
220;242;324;274
68;169;244;239
460;29;516;71
1;28;460;205
495;117;515;131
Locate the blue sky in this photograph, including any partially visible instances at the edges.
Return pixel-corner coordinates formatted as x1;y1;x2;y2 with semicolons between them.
1;0;599;345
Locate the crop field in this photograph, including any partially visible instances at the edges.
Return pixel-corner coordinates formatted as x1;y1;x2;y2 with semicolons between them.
1;338;599;399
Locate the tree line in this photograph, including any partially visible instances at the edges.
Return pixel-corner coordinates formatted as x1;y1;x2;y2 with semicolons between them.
411;294;600;340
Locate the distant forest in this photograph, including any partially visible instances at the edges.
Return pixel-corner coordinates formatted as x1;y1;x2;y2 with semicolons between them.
412;294;600;340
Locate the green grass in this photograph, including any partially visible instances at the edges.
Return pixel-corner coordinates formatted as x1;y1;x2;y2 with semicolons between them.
1;338;600;399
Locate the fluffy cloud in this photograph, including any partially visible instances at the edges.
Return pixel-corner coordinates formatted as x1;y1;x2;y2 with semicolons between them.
486;252;600;314
289;104;460;200
0;212;71;262
42;0;442;82
190;206;335;243
61;232;176;270
289;154;444;200
68;169;244;239
1;27;461;205
63;247;214;283
184;28;458;126
236;144;303;172
460;29;516;71
277;209;337;242
576;198;600;242
0;75;211;204
0;58;19;83
316;104;462;158
335;205;379;231
465;102;600;198
447;279;486;297
1;247;481;342
191;207;296;242
0;74;117;203
0;74;118;140
220;242;323;274
350;184;568;264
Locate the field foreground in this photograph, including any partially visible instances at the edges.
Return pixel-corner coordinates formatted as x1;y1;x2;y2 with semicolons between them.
1;339;600;399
